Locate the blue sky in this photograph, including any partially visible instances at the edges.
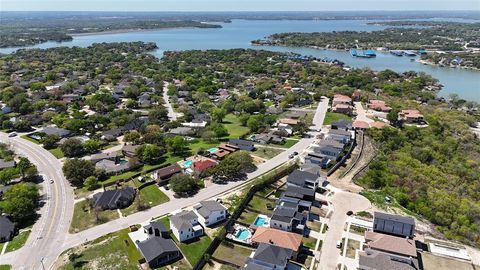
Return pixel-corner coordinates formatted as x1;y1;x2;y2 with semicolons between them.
1;0;479;11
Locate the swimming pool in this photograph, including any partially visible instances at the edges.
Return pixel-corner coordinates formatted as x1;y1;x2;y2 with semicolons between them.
183;160;193;167
207;147;219;154
234;228;251;241
118;159;129;165
253;216;267;226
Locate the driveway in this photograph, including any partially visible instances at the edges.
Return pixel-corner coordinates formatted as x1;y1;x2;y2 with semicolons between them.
354;102;374;124
317;191;371;270
0;133;75;270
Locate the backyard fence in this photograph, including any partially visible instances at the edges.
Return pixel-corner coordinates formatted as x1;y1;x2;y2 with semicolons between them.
192;162;298;270
327;130;357;176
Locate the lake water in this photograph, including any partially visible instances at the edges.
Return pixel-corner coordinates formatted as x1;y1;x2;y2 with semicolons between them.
2;19;479;101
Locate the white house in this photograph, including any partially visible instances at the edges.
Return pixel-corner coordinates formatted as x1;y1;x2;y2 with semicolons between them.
170;210;203;242
193;200;228;227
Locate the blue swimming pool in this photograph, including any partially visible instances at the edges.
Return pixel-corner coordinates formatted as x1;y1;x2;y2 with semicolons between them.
184;160;193;167
253;216;267;226
234;228;251;241
207;147;219;154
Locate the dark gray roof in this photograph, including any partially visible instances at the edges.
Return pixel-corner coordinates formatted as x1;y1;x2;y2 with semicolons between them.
317;139;345;150
374;212;415;238
93;187;136;209
0;216;15;240
241;261;275;270
229;139;254;147
287;170;319;186
315;145;342;155
252;243;292;267
40;126;71;138
144;221;169;235
194;201;226;218
359;249;419;270
170;210;198;231
332;119;353;129
137;237;179;263
0;159;15;170
328;129;351;136
285;185;315;199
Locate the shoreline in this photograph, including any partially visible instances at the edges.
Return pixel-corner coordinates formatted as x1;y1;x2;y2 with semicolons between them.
69;26;220;37
253;42;480;72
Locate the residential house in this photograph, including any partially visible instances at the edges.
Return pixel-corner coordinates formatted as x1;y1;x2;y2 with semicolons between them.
251;227;302;257
278;118;298;126
167;127;194;137
286;169;321;190
193;159;217;177
368;100;391;112
363;231;418;259
193;200;228;227
154;164;183;185
326;129;352;144
39;126;71;138
284;185;315;202
134;222;181;268
352;89;362;101
219;143;239;153
121;145;140;158
270;200;307;234
286;110;307;119
228;139;255;151
95;159;138;175
92;187;136;210
332;104;354;115
0;159;15;170
399;110;424;124
304;154;330;168
373;212;415;238
331;119;353;130
358;249;420;270
170;210;204;242
313;144;343;161
0;216;15;243
241;243;294;270
182;120;207;128
332;94;354;115
101;128;123;141
89;151;122;163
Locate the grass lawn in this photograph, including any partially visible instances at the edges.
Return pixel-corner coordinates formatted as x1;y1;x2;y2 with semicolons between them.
223;114;250;139
187;140;218;155
20;134;40;144
0;265;11;270
174;235;212;266
323;112;351;125
58;228;142;270
274;139;299;149
302;236;317;250
69;200;119;233
158;259;191;270
253;147;283;159
49;147;64;159
213;242;254;266
346;239;360;259
121;183;170;216
307;221;322;232
349;225;368;236
248;195;275;214
4;230;31;253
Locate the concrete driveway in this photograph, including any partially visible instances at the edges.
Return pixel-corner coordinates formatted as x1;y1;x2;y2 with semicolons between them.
317;191;371;270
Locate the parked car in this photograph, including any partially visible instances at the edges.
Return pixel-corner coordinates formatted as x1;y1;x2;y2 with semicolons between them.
336;241;343;249
8;132;17;137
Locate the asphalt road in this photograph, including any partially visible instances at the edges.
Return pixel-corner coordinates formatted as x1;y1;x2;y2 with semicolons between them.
0;97;329;269
162;81;183;121
0;133;75;270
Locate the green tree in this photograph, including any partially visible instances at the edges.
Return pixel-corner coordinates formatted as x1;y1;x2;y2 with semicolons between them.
136;144;164;164
166;136;186;154
293;120;310;136
60;138;85;157
211;107;227;123
124;131;141;144
62;158;95;187
0;183;39;221
0;168;18;185
17;157;33;179
84;176;99;191
40;134;60;149
82;140;102;154
169;174;198;194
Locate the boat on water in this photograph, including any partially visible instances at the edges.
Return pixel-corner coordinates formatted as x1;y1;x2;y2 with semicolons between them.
417;49;427;55
403;50;417;57
390;50;403;57
350;49;376;58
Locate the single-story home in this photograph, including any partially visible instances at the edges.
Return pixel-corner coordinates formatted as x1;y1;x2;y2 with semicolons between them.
153;164;183;185
228;139;255;151
0;159;15;170
0;216;15;243
193;159;217;176
135;222;181;268
92;187;136;210
39;126;71;138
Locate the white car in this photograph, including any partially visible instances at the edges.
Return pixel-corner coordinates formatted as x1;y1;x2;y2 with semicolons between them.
8;132;17;137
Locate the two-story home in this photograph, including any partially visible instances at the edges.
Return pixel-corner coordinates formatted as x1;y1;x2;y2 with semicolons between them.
241;243;294;270
193;200;228;227
286;169;321;190
170;210;204;242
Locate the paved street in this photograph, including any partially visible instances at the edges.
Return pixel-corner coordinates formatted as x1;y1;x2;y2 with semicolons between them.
162;81;183;121
0;133;75;270
0;97;330;269
312;97;330;131
317;191;371;270
353;102;374;124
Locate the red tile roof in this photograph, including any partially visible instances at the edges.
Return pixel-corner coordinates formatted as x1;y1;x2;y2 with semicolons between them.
193;159;217;172
252;227;303;252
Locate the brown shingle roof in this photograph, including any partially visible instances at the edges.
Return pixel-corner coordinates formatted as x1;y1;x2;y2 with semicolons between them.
251;227;302;252
365;231;417;258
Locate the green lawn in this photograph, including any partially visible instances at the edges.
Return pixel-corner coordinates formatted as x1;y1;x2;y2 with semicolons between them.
213;242;254;266
0;265;11;270
323;112;351;125
302;236;317;250
239;194;275;224
223;114;250;139
187;140;218;155
121;183;170;216
5;230;31;253
58;228;142;270
49;147;65;159
274;139;299;149
20;134;40;144
175;235;212;266
69;200;119;233
253;147;284;159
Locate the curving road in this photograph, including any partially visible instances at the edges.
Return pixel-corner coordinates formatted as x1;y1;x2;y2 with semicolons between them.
0;133;74;270
0;97;329;269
